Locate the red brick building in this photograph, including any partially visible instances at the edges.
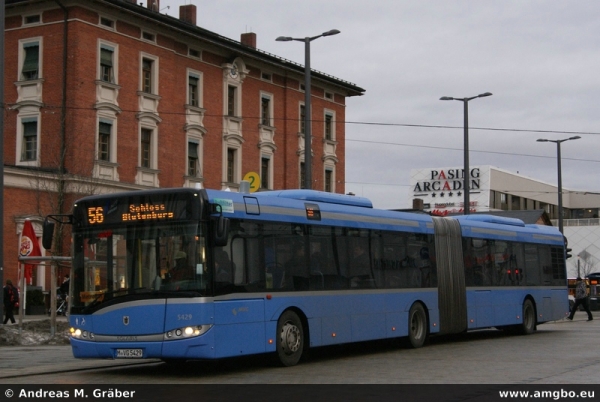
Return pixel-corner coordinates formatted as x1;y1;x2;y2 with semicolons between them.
3;0;364;291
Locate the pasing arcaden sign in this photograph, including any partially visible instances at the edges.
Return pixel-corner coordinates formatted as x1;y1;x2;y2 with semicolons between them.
413;168;480;194
412;167;483;214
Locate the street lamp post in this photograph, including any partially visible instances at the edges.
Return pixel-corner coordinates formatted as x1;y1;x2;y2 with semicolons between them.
536;136;581;234
440;92;492;215
276;29;340;190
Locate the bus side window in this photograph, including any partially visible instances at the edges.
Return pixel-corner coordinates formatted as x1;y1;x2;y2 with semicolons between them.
524;244;541;285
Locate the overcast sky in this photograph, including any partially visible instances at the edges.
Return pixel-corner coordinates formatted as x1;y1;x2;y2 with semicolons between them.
165;1;600;209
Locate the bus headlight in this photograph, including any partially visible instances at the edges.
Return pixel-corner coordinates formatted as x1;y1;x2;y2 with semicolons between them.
163;325;211;341
70;327;95;340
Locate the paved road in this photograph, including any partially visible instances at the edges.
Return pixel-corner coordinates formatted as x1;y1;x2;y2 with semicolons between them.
0;316;598;384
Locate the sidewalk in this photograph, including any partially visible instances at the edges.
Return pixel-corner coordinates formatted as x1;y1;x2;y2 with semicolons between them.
0;315;156;380
0;345;154;380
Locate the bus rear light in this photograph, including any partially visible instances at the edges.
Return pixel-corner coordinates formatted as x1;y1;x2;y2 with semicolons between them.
391;327;396;331
331;333;336;337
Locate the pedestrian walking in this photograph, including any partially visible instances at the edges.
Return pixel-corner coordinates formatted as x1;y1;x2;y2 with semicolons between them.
568;277;593;321
3;279;19;324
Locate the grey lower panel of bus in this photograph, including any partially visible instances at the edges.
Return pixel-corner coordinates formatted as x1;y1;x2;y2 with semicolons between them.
433;217;467;335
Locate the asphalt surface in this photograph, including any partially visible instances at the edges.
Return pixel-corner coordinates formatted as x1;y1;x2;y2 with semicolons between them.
1;314;598;383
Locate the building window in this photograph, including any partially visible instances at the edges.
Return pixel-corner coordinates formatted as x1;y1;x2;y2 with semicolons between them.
100;46;114;83
227;86;237;116
98;121;112;161
500;193;508;210
21;119;38;161
261;96;271;126
300;104;306;134
261;157;270;189
188;74;199;107
511;196;521;210
100;17;114;28
142;58;153;93
325;169;333;192
188;141;199;176
227;148;236;183
142;31;155;42
300;162;306;189
189;48;201;58
325;113;334;140
21;42;39;80
24;15;41;25
141;128;152;168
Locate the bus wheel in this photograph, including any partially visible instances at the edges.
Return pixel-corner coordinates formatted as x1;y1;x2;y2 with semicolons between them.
408;303;428;348
276;310;304;367
520;299;536;335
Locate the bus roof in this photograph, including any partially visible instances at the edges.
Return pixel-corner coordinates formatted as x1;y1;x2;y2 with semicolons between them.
206;189;564;245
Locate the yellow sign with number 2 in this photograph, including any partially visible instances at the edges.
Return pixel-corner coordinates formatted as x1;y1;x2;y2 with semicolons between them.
243;172;260;193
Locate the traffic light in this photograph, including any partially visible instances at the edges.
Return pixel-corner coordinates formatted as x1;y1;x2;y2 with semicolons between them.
565;248;573;259
563;236;572;259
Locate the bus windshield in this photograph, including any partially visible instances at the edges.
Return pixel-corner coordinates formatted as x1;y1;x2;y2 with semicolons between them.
71;222;208;314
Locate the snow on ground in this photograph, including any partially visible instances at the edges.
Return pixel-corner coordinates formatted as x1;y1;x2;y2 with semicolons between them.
0;319;71;346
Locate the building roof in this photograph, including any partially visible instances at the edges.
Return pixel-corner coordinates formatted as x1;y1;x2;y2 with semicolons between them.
456;210;553;226
7;0;365;97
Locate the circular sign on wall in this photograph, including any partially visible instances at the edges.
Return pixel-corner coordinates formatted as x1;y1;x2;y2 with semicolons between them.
243;172;260;193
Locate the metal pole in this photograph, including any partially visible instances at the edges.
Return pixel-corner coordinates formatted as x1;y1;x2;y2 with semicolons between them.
557;141;564;234
536;136;579;234
440;92;491;214
463;100;470;215
0;0;6;320
304;38;312;190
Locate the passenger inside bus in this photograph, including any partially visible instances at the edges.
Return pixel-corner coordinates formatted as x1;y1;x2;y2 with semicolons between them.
348;243;372;288
215;249;235;283
287;245;309;290
168;251;191;281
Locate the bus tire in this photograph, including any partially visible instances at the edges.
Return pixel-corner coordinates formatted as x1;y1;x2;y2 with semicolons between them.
276;310;304;367
520;299;536;335
408;303;428;348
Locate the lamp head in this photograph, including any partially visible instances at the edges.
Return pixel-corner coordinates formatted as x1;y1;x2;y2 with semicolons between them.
322;29;340;37
478;92;493;98
569;136;581;140
537;139;549;142
276;36;293;42
440;96;454;101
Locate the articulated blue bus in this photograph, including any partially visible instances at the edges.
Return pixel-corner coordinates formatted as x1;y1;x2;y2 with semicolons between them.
43;187;568;366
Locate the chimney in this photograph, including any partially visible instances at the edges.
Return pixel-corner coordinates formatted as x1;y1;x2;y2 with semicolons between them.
147;0;159;11
412;198;424;211
241;32;257;48
179;4;196;25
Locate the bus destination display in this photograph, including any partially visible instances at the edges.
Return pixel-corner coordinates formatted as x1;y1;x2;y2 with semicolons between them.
78;197;192;227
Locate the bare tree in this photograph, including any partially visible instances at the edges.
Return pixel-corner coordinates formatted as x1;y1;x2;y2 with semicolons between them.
576;249;598;278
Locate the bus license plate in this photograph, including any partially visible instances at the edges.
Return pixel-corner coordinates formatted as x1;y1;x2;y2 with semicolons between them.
116;349;143;358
